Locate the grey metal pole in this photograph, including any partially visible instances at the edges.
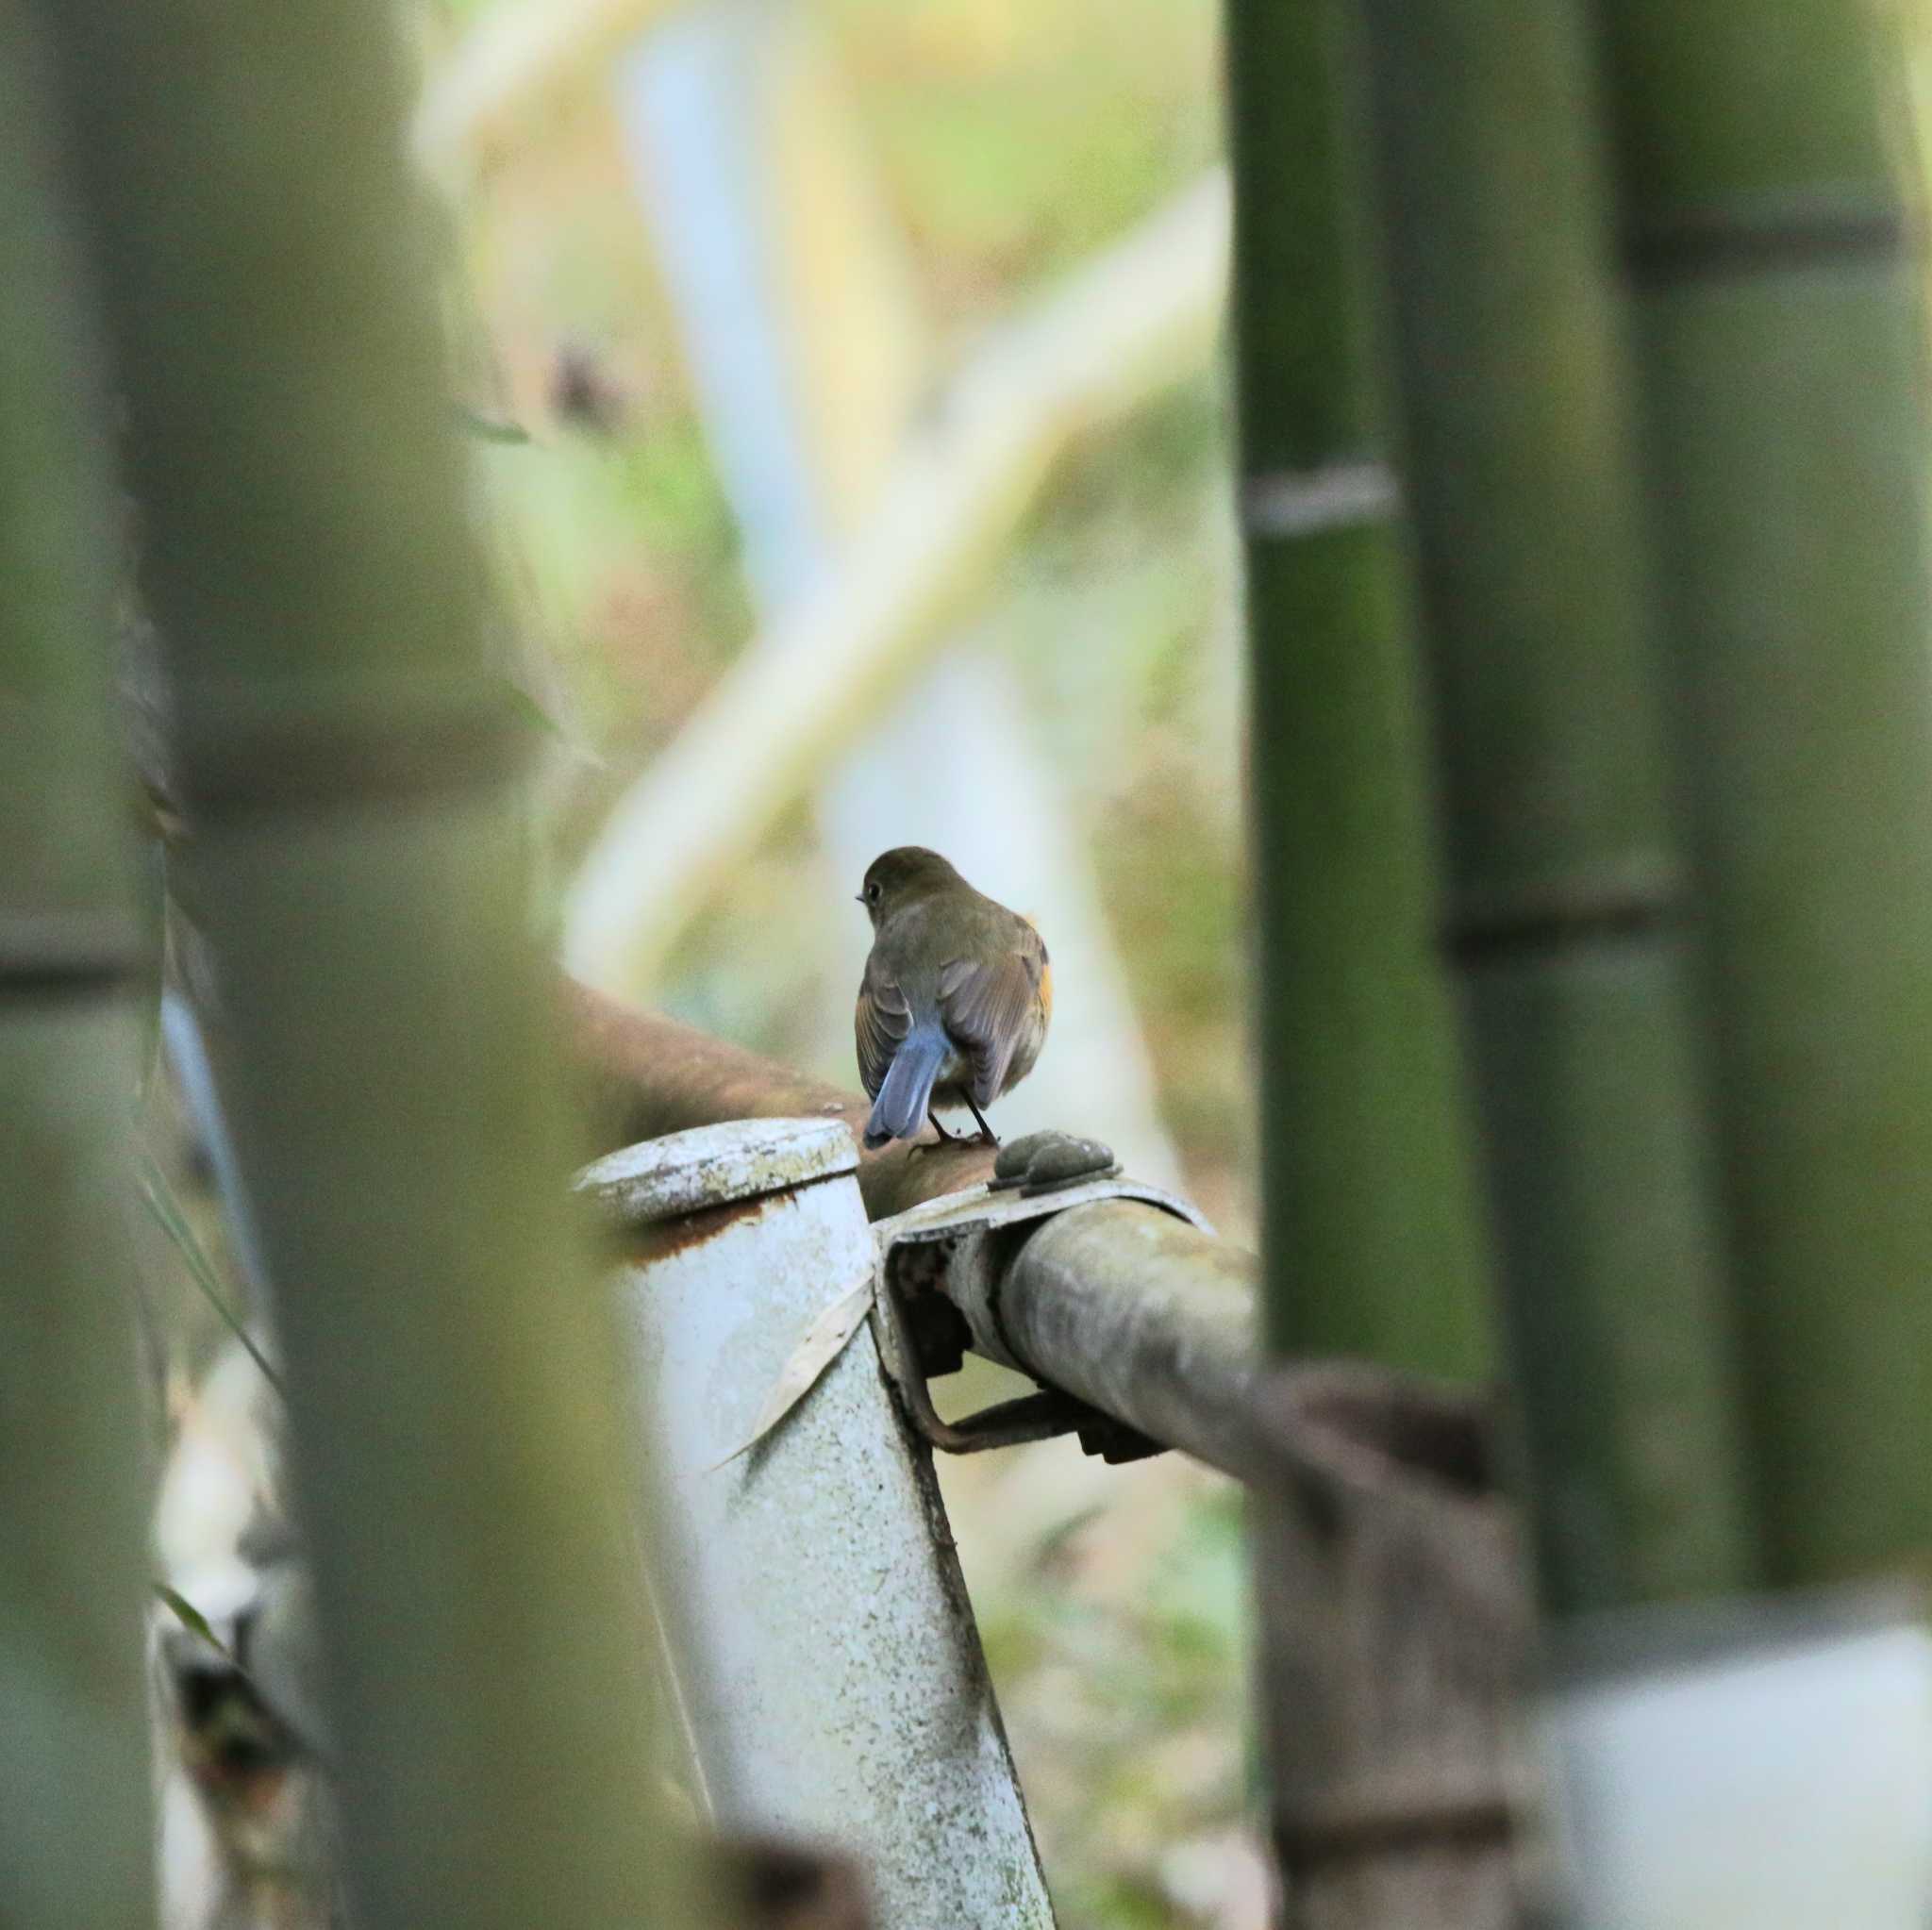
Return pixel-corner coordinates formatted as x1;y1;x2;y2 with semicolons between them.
580;1117;1057;1928
961;1198;1272;1482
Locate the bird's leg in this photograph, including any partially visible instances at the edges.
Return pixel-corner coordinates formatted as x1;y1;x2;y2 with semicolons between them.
925;1107;962;1145
963;1095;999;1147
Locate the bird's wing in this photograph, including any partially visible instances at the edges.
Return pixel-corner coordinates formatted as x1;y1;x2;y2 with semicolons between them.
938;925;1047;1106
855;952;912;1101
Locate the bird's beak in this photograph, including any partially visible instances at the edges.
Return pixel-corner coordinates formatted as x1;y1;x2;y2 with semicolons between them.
855;893;866;905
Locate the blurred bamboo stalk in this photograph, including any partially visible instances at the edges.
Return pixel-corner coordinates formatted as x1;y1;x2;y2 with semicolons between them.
1222;4;1491;1378
414;0;687;190
1355;0;1757;1613
1600;1;1932;1587
32;3;703;1925
564;171;1227;990
0;12;157;1926
1224;3;1528;1920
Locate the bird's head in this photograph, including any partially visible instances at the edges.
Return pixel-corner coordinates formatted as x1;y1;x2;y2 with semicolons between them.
858;846;965;927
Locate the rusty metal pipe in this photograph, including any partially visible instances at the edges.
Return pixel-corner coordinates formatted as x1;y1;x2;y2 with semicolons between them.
563;977;998;1221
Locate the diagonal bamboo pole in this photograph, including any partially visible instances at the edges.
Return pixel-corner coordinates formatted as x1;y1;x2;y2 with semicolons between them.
1600;0;1932;1589
1352;0;1757;1614
1224;1;1492;1378
0;13;157;1926
31;3;706;1925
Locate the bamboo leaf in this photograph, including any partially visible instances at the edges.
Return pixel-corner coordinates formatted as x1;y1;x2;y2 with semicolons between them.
708;1278;874;1472
136;1150;286;1400
504;683;563;740
154;1582;235;1662
453;401;531;444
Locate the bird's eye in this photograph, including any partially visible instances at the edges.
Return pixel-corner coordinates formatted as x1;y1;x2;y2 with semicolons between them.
865;882;880;904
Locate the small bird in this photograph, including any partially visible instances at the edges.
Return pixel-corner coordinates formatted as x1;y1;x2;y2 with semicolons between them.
855;846;1052;1150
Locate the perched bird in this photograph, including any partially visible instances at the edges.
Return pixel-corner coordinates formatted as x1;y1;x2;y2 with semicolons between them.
855;846;1052;1150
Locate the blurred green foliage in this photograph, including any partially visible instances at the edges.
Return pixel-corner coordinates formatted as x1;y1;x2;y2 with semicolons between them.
963;1461;1257;1928
827;0;1220;306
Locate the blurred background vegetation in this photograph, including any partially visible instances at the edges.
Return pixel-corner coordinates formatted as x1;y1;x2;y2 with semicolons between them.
116;0;1932;1923
124;0;1932;1923
441;0;1249;1229
463;2;1261;1918
144;1;1263;1923
441;12;1258;1914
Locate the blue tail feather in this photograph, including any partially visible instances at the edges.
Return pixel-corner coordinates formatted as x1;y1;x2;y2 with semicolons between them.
865;1023;948;1148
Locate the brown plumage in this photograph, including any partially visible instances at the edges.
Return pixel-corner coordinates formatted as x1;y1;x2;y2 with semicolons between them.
854;847;1052;1148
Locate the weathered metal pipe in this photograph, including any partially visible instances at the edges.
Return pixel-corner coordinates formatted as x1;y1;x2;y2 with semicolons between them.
975;1198;1273;1484
566;983;1283;1474
569;979;1485;1494
880;1184;1535;1921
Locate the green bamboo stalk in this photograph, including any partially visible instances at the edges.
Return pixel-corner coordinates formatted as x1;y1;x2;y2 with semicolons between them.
31;4;703;1925
0;12;156;1926
1224;0;1493;1381
1596;3;1932;1589
1349;0;1757;1614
